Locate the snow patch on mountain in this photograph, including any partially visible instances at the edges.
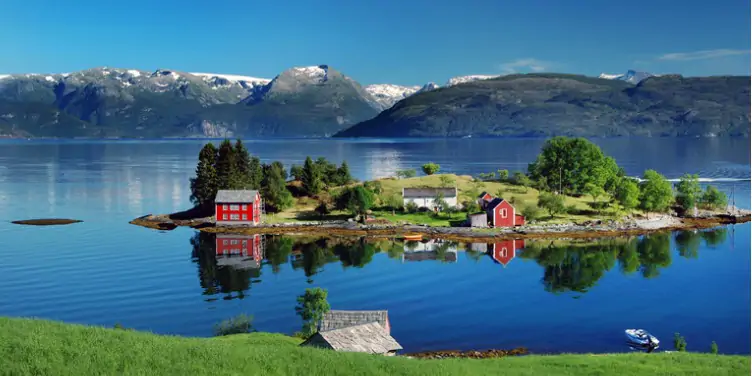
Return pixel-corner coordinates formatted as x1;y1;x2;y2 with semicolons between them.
292;65;328;81
446;75;499;86
364;84;421;109
0;74;10;80
191;72;270;85
598;70;656;84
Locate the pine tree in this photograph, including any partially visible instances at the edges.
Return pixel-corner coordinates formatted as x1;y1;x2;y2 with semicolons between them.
301;156;323;196
215;139;238;190
233;139;253;189
336;161;353;186
189;143;219;208
261;163;293;212
248;156;263;189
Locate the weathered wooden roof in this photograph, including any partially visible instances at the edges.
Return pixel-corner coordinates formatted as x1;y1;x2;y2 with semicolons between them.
402;187;457;198
303;322;402;354
319;310;389;332
215;190;258;203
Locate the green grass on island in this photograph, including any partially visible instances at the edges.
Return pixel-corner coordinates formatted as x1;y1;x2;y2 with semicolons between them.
2;317;748;376
266;174;631;227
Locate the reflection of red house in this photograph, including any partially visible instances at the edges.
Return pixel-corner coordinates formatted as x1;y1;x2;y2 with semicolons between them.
485;198;525;228
490;239;526;267
216;234;263;264
215;190;262;225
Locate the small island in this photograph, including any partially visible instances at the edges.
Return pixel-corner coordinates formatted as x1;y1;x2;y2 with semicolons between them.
130;137;750;241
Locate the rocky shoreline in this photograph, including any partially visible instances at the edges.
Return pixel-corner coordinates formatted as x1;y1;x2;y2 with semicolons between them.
129;209;751;242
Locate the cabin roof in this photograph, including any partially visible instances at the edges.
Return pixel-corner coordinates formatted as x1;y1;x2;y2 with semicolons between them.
486;197;507;209
319;310;389;332
478;191;492;199
402;187;457;198
303;322;402;354
215;190;258;203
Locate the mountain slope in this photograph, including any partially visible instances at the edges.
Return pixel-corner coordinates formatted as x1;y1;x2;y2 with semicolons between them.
187;65;382;137
598;70;655;84
334;73;751;138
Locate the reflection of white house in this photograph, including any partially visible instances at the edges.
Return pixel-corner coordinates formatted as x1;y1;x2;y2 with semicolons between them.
402;187;458;210
402;239;458;263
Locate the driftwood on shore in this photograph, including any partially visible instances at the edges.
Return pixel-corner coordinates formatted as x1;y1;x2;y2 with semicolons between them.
129;209;751;242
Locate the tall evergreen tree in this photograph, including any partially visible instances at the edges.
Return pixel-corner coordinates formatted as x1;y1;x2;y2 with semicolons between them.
336;161;353;186
248;156;263;189
261;162;293;212
189;143;219;208
233;139;253;189
301;156;323;196
215;139;238;190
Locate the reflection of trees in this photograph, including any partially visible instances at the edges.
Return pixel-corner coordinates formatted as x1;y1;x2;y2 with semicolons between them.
636;233;671;279
190;232;259;300
700;227;728;248
521;234;673;293
675;231;701;259
264;236;293;273
332;239;376;268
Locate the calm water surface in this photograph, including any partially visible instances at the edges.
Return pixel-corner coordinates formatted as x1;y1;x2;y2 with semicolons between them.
0;138;749;354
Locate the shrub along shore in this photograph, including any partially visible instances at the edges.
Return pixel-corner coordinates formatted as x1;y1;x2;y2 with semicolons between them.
1;317;748;376
131;136;749;237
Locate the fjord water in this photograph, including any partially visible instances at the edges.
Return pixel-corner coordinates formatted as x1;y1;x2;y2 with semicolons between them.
0;138;749;354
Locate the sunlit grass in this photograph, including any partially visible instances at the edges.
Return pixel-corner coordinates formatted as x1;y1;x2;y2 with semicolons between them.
1;317;748;376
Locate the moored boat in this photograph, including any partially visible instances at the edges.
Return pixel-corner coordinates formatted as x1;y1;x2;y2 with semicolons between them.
625;329;660;347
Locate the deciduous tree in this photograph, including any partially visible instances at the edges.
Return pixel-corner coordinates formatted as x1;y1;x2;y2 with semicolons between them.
295;287;331;338
422;162;440;175
639;170;674;213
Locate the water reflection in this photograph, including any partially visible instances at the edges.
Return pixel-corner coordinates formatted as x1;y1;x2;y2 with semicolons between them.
190;228;730;299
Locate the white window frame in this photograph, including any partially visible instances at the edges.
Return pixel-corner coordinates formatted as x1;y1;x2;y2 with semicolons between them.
222;214;228;220
241;204;247;211
501;208;508;218
223;240;228;245
242;214;247;220
222;205;228;211
230;204;240;211
230;214;239;220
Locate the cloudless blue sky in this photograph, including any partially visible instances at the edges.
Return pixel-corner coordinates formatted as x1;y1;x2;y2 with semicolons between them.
0;0;749;85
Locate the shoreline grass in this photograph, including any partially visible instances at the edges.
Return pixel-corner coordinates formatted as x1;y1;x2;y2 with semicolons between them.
1;317;748;376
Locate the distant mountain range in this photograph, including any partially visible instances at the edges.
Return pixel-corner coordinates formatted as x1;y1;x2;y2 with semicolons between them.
335;73;750;138
0;67;748;138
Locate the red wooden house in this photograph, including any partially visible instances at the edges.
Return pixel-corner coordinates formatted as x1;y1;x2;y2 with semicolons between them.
485;198;525;227
215;190;262;225
489;239;526;267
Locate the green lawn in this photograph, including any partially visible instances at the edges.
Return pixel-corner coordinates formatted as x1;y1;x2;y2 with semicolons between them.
1;317;748;376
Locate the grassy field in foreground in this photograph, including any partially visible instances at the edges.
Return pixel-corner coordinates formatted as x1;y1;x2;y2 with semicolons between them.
1;317;748;376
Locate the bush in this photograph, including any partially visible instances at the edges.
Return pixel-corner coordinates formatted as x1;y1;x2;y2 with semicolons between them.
214;314;255;336
699;185;728;210
565;204;579;215
396;169;416;179
314;201;330;218
497;169;509;182
673;333;687;352
538;192;565;218
710;341;718;354
509;196;517;205
422;163;440;175
462;200;480;213
405;202;419;213
521;205;541;221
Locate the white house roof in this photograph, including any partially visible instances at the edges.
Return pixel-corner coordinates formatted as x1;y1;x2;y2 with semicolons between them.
215;190;258;203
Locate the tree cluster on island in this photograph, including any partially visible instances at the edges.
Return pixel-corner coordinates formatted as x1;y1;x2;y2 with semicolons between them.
189;139;354;214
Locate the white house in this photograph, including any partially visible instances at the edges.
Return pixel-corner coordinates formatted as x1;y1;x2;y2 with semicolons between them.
401;187;458;210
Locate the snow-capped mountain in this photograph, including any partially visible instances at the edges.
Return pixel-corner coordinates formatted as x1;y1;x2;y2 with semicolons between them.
598;70;656;84
445;75;499;86
364;84;421;109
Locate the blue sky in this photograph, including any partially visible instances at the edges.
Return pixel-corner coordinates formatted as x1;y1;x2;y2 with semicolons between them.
0;0;749;85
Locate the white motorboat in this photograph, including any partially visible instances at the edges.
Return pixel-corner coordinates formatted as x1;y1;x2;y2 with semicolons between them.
625;329;660;347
